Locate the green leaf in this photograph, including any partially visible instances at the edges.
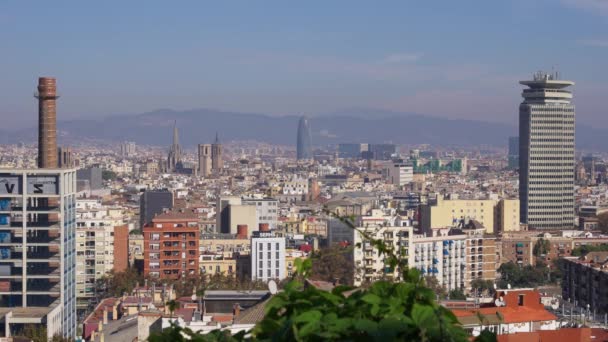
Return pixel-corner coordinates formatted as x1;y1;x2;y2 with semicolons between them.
361;293;382;305
293;310;323;324
411;303;435;327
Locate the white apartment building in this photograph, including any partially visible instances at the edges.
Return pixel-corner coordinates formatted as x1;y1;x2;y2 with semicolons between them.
75;199;125;309
413;228;467;292
250;232;286;282
353;226;414;286
385;163;414;186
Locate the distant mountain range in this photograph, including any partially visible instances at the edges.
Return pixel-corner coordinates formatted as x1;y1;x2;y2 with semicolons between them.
1;108;606;151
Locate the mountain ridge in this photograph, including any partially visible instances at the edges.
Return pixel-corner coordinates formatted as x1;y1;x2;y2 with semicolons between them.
0;108;605;151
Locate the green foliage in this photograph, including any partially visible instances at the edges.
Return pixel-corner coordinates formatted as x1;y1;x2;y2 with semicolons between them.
533;238;550;257
571;243;608;256
97;267;143;297
424;275;447;299
448;288;467;300
16;324;47;342
497;261;556;288
470;279;495;296
251;266;468;341
102;169;117;181
309;244;354;285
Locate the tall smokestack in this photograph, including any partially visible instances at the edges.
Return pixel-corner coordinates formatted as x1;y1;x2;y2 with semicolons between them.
35;77;59;168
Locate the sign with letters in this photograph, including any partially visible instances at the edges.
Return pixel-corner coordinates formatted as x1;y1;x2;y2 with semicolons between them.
0;177;21;195
27;176;58;195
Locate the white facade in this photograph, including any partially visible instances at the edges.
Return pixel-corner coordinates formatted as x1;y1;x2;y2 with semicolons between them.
250;233;286;282
242;198;279;230
413;232;467;291
75;199;125;308
353;226;414;286
519;72;575;229
385;163;414;186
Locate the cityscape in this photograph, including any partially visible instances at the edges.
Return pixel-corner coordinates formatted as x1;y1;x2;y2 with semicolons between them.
2;2;608;342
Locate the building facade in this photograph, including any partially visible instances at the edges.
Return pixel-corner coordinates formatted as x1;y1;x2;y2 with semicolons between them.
139;190;173;229
420;195;519;235
197;144;212;178
211;133;223;173
562;252;608;315
0;169;77;339
143;211;200;280
519;71;575;229
413;230;467;292
75;199;127;309
250;231;286;282
385;162;414;186
353;226;414;286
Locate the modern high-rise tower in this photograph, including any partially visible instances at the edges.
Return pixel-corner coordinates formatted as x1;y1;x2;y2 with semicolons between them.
198;144;212;177
211;133;223;173
35;77;59;168
296;116;312;160
519;71;575;229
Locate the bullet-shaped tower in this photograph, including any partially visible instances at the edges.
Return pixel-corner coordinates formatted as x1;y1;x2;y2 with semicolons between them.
35;77;59;168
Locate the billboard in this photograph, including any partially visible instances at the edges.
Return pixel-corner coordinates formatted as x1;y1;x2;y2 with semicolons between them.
27;176;58;195
0;176;21;195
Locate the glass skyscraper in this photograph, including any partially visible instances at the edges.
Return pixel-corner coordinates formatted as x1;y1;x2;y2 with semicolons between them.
296;116;312;160
519;71;575;229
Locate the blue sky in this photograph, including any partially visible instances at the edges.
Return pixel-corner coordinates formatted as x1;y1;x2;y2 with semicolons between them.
1;0;607;127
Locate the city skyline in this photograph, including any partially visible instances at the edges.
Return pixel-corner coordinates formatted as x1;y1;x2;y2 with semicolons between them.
1;1;608;129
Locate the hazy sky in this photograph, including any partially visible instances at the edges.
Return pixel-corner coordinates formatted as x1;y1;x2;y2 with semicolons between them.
1;0;607;128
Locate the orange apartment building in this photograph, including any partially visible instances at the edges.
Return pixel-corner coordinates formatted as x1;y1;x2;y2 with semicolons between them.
143;211;200;280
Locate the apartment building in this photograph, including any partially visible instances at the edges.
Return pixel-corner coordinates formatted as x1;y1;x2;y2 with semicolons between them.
562;252;608;314
462;228;497;290
500;232;608;267
420;194;519;234
250;231;286;282
353;226;414;286
75;198;127;308
413;228;467;292
143;211;200;280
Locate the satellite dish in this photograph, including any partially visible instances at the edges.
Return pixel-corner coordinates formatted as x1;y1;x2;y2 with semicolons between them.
494;299;505;307
268;280;278;295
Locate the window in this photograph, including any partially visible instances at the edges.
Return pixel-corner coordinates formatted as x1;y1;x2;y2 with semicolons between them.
518;294;524;306
267;243;271;250
276;243;280;250
259;261;263;268
259;243;263;251
259;270;263;278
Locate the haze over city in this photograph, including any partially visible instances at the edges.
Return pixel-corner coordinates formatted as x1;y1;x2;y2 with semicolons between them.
1;0;608;130
2;2;608;342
